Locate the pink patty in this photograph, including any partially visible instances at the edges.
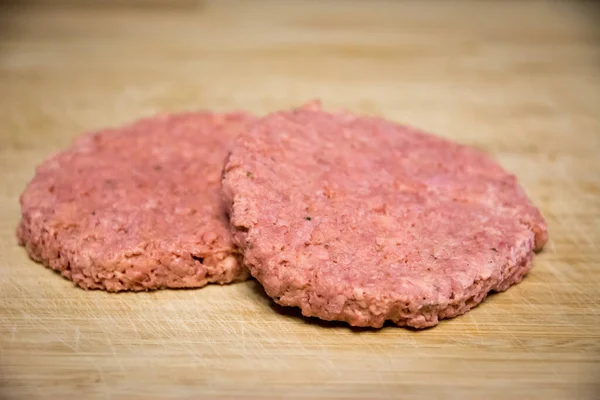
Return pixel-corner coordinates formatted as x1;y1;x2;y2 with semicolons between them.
222;102;548;328
18;111;254;291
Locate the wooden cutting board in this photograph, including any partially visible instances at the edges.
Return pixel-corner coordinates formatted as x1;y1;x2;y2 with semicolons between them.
1;1;599;399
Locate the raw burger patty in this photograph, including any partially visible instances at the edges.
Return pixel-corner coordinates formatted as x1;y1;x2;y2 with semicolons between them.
222;103;548;328
18;111;253;291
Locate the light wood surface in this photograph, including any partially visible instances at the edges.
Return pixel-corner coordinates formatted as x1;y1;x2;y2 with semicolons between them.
1;1;599;399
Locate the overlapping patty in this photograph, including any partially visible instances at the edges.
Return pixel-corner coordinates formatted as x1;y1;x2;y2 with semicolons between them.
222;103;548;328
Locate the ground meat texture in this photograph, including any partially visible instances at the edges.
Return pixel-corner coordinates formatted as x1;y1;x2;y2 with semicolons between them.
18;111;254;291
222;102;548;329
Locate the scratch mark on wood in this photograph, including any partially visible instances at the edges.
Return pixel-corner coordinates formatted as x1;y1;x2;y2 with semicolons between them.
75;326;80;352
102;324;125;374
470;314;482;335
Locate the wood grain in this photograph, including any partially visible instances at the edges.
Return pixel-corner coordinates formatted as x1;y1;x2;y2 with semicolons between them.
1;1;599;399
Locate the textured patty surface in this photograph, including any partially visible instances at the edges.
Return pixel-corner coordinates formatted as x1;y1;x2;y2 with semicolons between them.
18;112;253;291
222;103;548;328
